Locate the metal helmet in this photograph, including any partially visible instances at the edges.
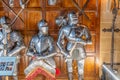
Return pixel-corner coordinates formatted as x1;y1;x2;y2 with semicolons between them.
67;11;76;18
0;16;10;25
38;19;48;29
38;19;48;35
56;16;67;27
67;11;78;25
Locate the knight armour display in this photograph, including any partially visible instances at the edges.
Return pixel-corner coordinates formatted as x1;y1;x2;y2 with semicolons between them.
24;19;57;77
0;16;25;80
56;11;92;80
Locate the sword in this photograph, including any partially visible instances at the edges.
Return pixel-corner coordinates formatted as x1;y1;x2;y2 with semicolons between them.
10;0;30;26
1;0;24;24
71;0;90;21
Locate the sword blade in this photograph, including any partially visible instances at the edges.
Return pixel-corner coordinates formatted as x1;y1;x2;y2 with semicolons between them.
1;0;24;23
10;0;30;26
71;0;90;21
10;8;24;26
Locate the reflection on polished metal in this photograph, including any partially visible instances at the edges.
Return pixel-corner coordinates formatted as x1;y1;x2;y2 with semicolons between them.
55;16;67;27
9;0;25;8
9;0;14;7
102;64;120;80
48;0;57;5
56;11;92;80
0;16;8;25
0;16;25;80
20;0;25;9
24;19;56;77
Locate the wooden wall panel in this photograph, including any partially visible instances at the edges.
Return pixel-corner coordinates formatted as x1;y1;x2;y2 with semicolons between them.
0;11;5;17
0;1;3;7
83;0;97;10
84;57;96;76
46;11;60;30
9;11;25;30
27;0;41;8
46;11;60;40
12;0;21;7
85;32;96;53
46;0;61;8
26;11;42;30
63;0;81;8
83;12;97;30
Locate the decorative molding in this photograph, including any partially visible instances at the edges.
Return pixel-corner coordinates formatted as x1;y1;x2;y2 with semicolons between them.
102;28;120;32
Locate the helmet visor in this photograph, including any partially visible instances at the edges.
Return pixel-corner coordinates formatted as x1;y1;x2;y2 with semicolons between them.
40;27;48;35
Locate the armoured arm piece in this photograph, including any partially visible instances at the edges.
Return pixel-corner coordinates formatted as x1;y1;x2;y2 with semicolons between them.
36;36;57;60
68;34;86;44
8;43;25;56
82;25;92;44
55;16;68;27
0;43;4;49
75;25;92;45
8;32;25;56
57;28;69;57
0;31;3;42
27;37;36;57
48;36;55;53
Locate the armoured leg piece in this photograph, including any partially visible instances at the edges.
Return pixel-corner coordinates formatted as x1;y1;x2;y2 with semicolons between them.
13;76;18;80
56;11;92;80
13;64;18;80
25;19;56;78
67;59;73;80
68;72;73;80
78;59;84;80
44;57;56;68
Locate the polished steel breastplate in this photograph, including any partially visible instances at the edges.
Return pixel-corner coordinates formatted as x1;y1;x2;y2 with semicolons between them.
34;36;49;56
